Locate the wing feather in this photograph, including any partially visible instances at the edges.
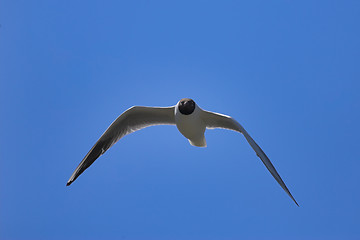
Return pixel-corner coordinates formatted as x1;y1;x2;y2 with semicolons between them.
67;106;175;186
201;110;298;206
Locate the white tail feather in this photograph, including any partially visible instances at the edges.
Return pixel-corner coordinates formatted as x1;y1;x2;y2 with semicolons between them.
188;136;207;147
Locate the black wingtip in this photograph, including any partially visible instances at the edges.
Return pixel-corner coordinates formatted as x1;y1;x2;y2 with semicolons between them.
66;181;72;186
289;194;299;207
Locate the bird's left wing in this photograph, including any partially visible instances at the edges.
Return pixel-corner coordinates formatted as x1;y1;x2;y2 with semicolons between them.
201;110;298;206
67;106;175;186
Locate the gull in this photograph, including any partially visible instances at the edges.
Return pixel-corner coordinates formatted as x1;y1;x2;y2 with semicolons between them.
67;98;298;206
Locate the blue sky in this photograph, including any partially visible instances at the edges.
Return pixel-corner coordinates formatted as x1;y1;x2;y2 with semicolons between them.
1;0;360;239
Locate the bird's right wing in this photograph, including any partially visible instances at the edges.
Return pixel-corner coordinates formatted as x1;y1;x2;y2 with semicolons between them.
201;110;298;206
67;106;175;186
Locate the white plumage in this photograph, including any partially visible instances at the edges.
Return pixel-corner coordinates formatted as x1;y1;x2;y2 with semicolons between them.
67;98;298;206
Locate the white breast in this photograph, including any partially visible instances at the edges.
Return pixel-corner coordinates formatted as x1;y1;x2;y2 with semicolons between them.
174;104;207;147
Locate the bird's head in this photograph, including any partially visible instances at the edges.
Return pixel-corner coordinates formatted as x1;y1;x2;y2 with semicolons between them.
178;98;196;115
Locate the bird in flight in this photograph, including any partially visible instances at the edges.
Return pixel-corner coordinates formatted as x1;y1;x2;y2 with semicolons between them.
67;98;298;206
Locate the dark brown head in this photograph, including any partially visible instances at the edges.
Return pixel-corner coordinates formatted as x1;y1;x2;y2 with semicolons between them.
178;98;196;115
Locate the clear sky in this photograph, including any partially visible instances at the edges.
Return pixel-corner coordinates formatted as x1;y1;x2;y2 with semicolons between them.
1;1;360;239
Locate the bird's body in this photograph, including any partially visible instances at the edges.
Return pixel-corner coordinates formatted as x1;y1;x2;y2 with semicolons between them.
67;98;298;206
175;99;206;147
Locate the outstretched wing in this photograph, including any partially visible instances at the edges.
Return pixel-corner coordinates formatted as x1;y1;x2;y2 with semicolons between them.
201;110;298;206
67;106;175;186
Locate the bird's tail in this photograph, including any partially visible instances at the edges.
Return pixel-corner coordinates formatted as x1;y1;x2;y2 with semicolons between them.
188;136;207;147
